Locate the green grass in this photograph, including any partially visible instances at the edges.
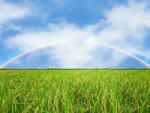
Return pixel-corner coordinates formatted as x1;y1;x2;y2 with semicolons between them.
0;69;150;113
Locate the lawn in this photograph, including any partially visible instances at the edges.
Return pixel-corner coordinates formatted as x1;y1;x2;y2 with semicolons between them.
0;69;150;113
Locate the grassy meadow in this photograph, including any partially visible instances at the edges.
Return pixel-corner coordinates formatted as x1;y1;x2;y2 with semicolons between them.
0;69;150;113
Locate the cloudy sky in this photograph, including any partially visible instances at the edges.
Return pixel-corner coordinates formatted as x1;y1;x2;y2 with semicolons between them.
0;0;150;68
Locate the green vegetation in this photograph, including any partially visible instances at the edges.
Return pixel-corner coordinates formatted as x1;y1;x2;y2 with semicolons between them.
0;70;150;113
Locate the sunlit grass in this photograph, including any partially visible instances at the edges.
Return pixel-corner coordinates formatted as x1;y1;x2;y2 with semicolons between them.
0;69;150;113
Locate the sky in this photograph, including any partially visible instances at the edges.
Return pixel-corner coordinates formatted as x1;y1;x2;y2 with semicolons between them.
0;0;150;68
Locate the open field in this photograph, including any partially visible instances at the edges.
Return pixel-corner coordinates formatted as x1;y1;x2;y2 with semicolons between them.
0;69;150;113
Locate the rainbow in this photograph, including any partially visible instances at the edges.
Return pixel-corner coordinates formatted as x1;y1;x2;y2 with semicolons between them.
0;43;150;68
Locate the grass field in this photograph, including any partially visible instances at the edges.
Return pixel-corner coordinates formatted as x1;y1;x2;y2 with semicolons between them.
0;69;150;113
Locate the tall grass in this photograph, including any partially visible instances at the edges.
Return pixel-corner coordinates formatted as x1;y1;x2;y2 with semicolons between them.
0;70;150;113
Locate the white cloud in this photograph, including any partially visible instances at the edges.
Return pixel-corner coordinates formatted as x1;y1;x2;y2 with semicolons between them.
107;2;150;28
4;1;150;68
0;1;30;24
97;1;150;57
6;22;97;68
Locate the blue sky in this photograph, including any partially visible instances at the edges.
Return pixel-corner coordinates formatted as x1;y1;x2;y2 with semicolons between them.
0;0;150;68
